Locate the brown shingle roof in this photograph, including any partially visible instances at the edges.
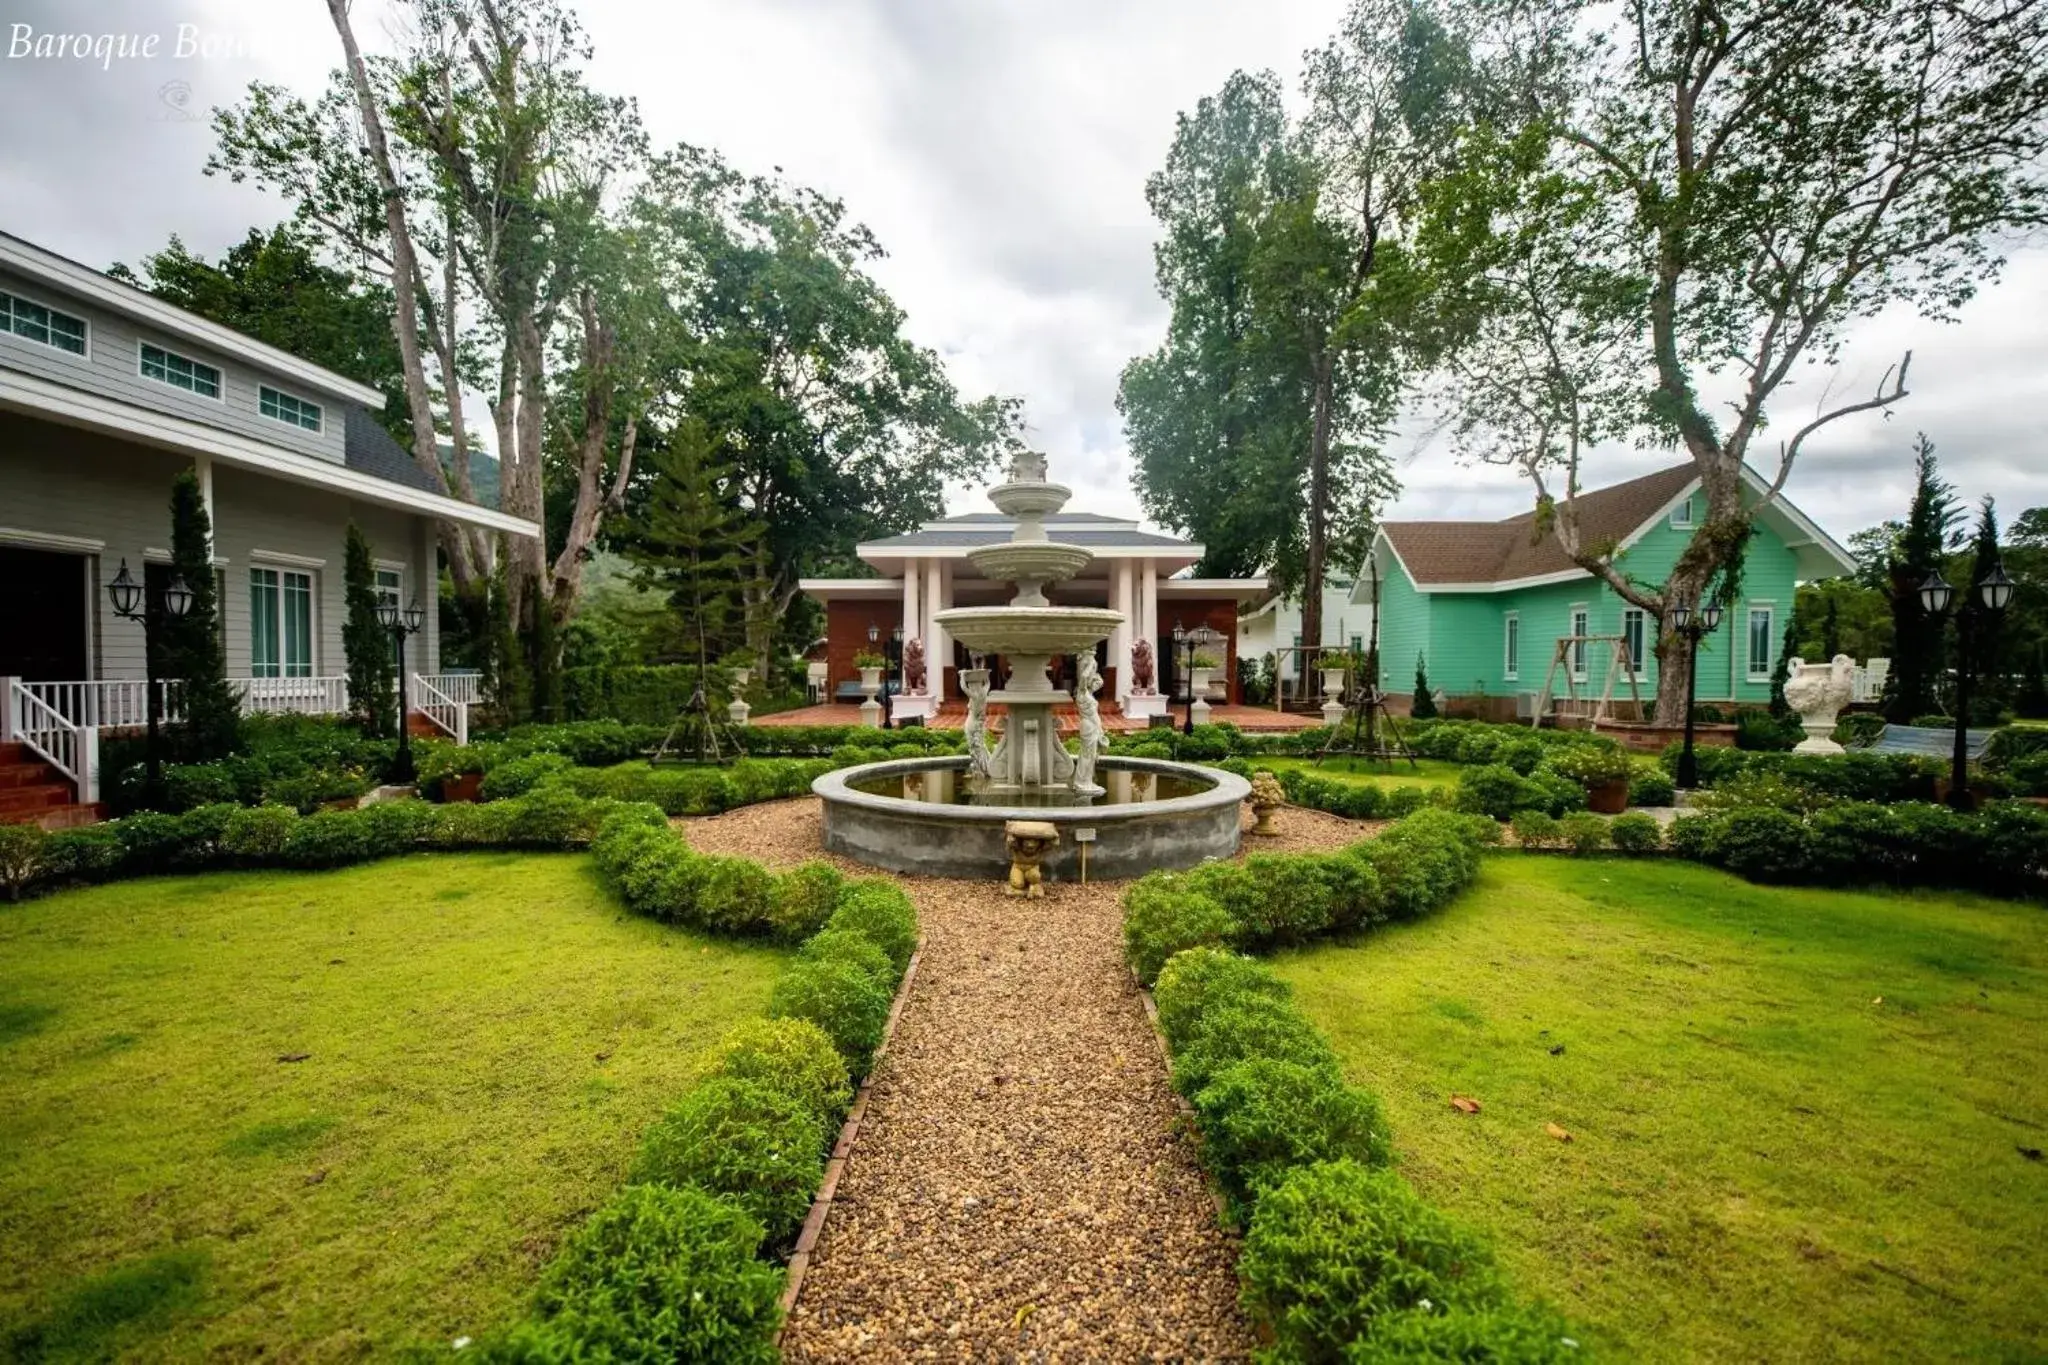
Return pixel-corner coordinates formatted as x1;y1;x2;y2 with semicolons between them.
1382;464;1699;586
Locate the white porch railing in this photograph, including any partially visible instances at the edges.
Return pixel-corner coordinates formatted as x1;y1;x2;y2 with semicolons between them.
235;676;351;716
3;676;98;803
416;671;483;706
413;673;469;745
21;679;154;730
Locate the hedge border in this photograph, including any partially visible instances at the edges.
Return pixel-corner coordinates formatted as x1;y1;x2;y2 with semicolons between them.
775;936;927;1342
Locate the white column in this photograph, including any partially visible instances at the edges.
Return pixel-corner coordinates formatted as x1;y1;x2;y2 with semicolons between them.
194;455;215;552
925;558;948;698
1141;559;1159;656
1114;560;1135;700
901;558;921;691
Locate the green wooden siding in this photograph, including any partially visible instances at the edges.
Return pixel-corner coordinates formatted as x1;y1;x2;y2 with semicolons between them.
1384;487;1805;704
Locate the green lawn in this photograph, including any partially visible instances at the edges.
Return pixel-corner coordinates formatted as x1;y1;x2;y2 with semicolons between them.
1257;754;1465;790
1273;857;2048;1362
0;854;785;1361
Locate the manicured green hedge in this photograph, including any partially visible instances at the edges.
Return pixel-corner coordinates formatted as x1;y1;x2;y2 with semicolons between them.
1668;799;2048;896
1122;810;1498;986
542;758;833;815
1655;744;1945;802
1271;768;1439;821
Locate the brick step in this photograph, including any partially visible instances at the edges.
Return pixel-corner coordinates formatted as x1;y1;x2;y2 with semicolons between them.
0;783;72;814
406;711;444;739
0;761;63;789
0;802;105;830
0;741;26;765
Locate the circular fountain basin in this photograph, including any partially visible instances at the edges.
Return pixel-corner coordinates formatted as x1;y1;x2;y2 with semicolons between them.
964;541;1095;587
933;605;1127;657
814;756;1249;880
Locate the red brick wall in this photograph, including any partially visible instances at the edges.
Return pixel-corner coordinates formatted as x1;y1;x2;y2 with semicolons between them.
825;600;902;699
1155;598;1241;704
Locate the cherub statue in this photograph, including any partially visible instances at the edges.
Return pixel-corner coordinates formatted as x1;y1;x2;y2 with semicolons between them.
1004;820;1059;898
903;636;927;694
1010;449;1050;484
963;668;994;779
1070;653;1106;793
1130;638;1156;694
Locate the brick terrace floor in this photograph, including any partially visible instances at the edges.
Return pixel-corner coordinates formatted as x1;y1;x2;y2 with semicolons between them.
754;700;1322;733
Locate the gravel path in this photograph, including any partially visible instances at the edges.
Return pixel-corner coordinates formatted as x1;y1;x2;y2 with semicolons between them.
675;796;1373;1361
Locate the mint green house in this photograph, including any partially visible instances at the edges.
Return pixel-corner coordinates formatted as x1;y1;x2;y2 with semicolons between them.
1358;464;1857;716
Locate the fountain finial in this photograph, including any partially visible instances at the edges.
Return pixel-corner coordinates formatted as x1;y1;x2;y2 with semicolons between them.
1009;448;1050;485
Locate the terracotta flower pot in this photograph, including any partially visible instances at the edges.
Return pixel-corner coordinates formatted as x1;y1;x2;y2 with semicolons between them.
442;772;484;804
1586;778;1629;814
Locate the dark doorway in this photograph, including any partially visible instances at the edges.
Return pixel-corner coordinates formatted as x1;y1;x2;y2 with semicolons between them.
0;547;88;681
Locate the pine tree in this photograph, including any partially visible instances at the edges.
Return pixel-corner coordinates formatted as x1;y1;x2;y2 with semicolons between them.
1962;497;2006;722
1821;597;1841;659
342;524;395;736
1883;435;1962;721
163;471;240;761
1411;651;1438;719
622;424;766;693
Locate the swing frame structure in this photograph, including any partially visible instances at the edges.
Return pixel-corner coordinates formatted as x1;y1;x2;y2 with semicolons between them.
1528;634;1644;729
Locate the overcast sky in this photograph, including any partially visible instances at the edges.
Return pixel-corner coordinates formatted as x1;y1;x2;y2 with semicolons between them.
3;0;2043;548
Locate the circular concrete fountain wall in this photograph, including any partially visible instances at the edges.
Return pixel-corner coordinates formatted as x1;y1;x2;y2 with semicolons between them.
814;757;1248;881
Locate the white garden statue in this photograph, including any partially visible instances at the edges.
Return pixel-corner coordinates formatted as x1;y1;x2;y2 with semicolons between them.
1782;654;1857;755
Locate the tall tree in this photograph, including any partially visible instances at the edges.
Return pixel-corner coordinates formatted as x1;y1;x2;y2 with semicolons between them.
342;525;396;737
1429;0;2048;723
110;227;406;439
163;472;239;763
620;423;765;675
1885;434;1962;720
1960;497;2006;719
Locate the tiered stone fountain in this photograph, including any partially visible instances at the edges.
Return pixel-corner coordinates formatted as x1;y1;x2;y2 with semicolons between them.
813;452;1248;881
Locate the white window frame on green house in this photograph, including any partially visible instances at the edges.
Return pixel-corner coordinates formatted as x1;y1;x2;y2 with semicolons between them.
1746;602;1776;681
1569;604;1589;681
0;287;88;356
1669;493;1695;529
258;384;323;433
139;341;222;400
250;565;316;678
1503;611;1520;681
1621;606;1648;677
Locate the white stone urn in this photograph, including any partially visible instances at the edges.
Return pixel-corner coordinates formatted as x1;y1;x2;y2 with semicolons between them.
1783;654;1856;755
1320;665;1349;727
1190;665;1215;698
857;666;884;728
731;666;751;689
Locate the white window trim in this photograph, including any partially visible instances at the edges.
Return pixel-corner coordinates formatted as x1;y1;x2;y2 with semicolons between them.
1502;610;1520;681
138;339;225;403
1745;601;1777;681
250;565;318;678
250;548;328;569
1670;495;1695;529
0;526;104;553
258;383;323;434
1622;606;1649;678
0;285;91;360
1569;603;1589;681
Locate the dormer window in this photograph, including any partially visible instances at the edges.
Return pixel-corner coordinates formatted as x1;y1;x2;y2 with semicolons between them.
260;385;322;433
1670;494;1696;529
140;342;221;399
1;290;86;355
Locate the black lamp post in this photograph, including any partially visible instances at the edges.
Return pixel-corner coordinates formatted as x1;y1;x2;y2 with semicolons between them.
1919;565;2015;810
1668;595;1723;790
883;625;903;730
1171;619;1221;734
380;596;427;783
107;558;192;806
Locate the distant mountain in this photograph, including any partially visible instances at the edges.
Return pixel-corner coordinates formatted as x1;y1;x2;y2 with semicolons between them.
439;442;501;510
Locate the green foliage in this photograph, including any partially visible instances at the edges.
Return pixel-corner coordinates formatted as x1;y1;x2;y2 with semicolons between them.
633;1078;826;1246
1193;1057;1393;1223
163;471;240;762
1411;654;1439;719
768;958;893;1079
1152;948;1294;1051
518;1184;782;1363
1556;812;1610;855
797;929;894;991
3;1248;211;1362
1608;812;1664;854
617;425;768;675
1452;764;1530;821
825;881;919;974
1342;1303;1584;1363
342;524;396;738
706;1018;852;1132
1239;1160;1503;1362
692;857;778;937
1628;763;1676;808
1509;810;1562;851
1888;435;1965;721
0;824;45;900
1123;877;1238;986
1170;994;1338;1101
480;752;577;802
1543;744;1634;788
768;862;844;944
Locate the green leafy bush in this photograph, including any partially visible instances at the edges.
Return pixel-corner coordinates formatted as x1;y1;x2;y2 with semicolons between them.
798;928;895;991
1557;812;1610;854
480;751;576;802
1193;1057;1393;1221
1151;948;1293;1051
1509;811;1562;850
519;1183;782;1363
1628;763;1676;808
280;809;380;868
694;857;778;936
1704;806;1813;881
0;824;44;900
1170;995;1338;1100
1544;744;1634;788
1453;764;1533;821
1343;1303;1583;1363
769;957;894;1078
112;810;191;873
1239;1160;1503;1362
768;862;843;944
1608;812;1663;854
634;1078;826;1245
826;881;919;973
706;1017;852;1131
1123;875;1238;986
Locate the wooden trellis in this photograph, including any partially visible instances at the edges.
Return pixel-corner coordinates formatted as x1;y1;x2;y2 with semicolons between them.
1529;634;1643;729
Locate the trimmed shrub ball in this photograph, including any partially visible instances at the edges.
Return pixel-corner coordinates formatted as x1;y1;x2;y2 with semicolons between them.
768;861;844;944
769;956;894;1078
798;928;896;991
1123;875;1238;986
707;1017;853;1131
1150;947;1293;1051
1170;995;1338;1101
1193;1056;1393;1221
514;1182;783;1364
633;1077;826;1245
826;880;919;972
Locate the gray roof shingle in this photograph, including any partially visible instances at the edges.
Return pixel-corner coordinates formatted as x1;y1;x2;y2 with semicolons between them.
343;406;444;497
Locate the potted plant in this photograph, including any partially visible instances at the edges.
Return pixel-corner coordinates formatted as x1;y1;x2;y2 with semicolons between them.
1190;651;1222;697
1547;744;1636;814
416;741;486;803
852;649;889;697
719;648;755;691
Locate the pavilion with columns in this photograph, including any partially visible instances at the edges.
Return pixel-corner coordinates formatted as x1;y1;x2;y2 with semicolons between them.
799;507;1267;720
